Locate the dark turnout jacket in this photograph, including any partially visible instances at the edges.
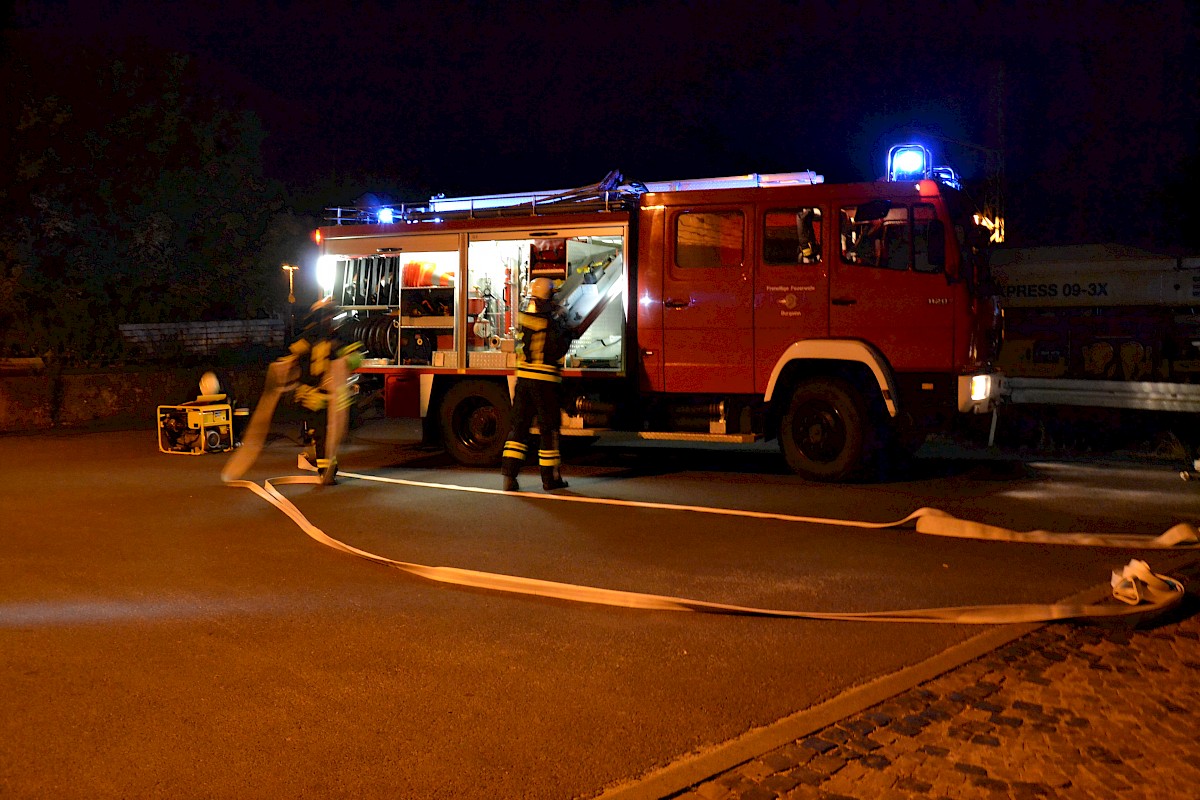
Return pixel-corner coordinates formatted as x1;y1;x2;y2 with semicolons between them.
515;298;576;383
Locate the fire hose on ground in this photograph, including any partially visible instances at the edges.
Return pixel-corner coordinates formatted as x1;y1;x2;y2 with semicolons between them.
222;358;1193;625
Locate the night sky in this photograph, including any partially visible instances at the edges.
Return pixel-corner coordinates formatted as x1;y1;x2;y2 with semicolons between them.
8;0;1199;250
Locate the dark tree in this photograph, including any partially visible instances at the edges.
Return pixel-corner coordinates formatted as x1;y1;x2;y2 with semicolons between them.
0;35;301;363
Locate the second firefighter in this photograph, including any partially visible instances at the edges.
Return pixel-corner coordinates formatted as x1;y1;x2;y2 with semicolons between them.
501;277;578;492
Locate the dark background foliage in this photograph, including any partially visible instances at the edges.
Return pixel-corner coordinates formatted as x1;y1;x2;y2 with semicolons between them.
0;39;316;363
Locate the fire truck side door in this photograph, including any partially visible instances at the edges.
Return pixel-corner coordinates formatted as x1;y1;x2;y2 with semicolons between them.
829;203;955;370
661;206;754;393
754;206;830;394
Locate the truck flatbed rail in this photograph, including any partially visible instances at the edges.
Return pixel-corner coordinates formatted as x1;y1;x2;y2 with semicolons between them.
1003;376;1200;413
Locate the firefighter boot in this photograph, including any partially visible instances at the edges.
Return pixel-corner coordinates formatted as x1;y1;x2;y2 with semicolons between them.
501;458;521;492
539;432;567;490
299;441;318;472
541;466;569;491
308;432;336;485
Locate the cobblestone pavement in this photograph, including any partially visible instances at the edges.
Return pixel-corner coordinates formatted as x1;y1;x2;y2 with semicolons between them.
674;577;1200;800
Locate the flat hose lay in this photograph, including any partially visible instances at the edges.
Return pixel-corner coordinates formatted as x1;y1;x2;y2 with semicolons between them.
221;363;1192;623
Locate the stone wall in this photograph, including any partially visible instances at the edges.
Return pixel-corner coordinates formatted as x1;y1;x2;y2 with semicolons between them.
119;319;284;355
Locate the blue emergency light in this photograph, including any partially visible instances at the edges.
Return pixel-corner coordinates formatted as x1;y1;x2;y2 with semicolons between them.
887;143;932;182
377;207;395;224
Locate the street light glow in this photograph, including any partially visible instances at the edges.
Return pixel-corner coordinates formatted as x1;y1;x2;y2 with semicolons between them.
282;263;299;303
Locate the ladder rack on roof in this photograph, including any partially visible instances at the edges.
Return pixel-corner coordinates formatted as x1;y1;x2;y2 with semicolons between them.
323;168;825;226
641;170;824;192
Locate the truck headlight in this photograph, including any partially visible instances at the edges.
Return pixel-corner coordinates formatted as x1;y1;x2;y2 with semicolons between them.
970;373;993;402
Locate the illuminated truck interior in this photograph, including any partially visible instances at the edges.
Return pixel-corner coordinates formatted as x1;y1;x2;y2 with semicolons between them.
318;231;626;371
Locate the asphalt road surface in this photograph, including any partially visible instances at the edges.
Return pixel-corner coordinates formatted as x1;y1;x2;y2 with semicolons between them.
3;420;1198;799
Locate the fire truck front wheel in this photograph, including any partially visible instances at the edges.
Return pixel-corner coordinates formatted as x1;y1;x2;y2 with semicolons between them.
439;379;512;467
779;377;872;482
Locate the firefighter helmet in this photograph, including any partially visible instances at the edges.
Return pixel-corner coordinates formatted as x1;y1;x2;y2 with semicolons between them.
529;278;554;301
199;371;221;397
305;296;337;337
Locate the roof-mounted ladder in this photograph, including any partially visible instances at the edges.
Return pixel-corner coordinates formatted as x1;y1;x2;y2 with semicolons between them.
324;168;825;226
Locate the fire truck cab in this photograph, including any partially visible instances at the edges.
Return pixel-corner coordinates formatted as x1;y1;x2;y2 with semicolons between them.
315;145;1001;481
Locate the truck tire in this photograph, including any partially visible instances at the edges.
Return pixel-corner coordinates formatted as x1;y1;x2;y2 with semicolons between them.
439;380;511;466
779;377;872;481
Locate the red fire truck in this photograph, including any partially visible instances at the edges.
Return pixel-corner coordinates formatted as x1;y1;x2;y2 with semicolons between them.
314;144;1002;481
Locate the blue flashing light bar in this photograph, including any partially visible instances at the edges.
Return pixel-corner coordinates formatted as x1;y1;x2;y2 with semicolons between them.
887;143;932;182
377;208;395;224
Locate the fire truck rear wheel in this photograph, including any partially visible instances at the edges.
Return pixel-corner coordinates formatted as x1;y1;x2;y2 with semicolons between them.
439;380;512;467
779;377;872;481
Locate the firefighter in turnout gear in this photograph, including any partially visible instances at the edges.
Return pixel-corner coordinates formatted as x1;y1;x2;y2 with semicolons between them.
286;297;363;484
501;278;579;492
220;297;362;487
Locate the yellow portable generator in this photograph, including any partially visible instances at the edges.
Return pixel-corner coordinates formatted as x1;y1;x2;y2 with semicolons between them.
158;397;235;455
